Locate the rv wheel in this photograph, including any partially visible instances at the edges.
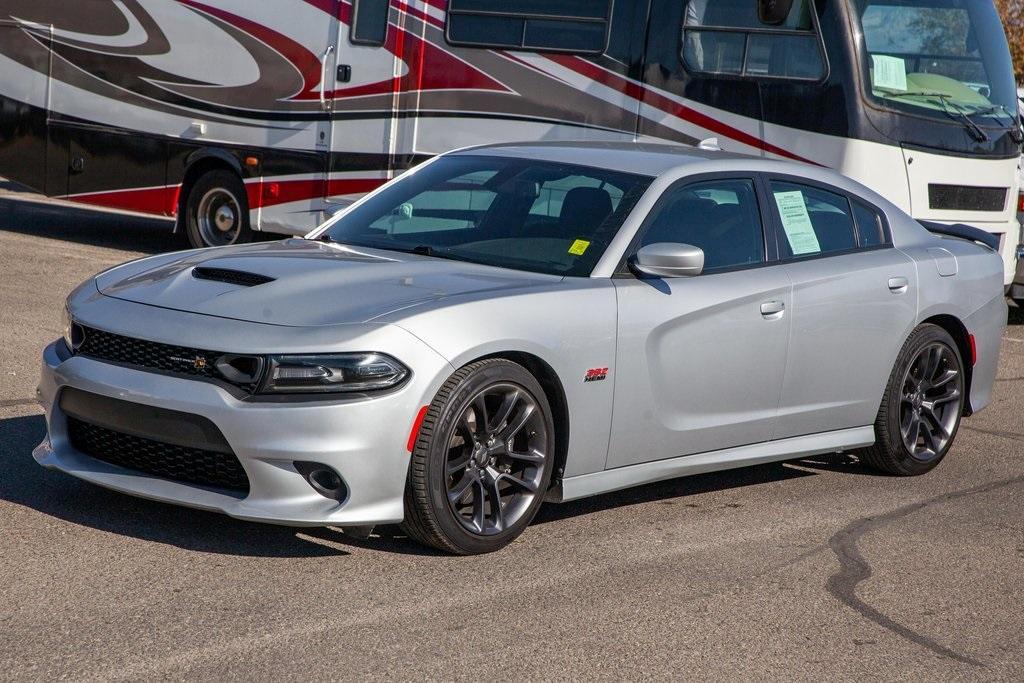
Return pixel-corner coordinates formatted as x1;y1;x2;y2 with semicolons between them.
184;170;253;249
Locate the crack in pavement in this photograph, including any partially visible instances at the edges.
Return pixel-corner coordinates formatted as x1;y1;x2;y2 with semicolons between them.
962;426;1024;442
826;476;1024;667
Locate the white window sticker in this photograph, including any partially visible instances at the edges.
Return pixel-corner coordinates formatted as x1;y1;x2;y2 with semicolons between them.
871;54;907;92
773;191;821;255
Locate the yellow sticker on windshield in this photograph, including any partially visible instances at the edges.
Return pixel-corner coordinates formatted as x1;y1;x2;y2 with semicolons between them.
568;239;590;256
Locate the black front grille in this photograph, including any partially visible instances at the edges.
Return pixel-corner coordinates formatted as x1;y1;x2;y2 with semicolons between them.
67;417;250;493
928;184;1007;212
77;326;221;379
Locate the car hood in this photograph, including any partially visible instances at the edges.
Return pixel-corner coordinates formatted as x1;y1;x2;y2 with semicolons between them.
95;239;561;327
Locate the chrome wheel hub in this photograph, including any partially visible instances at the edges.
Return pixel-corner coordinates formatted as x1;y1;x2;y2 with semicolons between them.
196;188;242;247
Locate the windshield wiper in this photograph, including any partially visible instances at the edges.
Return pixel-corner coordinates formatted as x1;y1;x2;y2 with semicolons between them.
884;92;989;142
968;103;1023;144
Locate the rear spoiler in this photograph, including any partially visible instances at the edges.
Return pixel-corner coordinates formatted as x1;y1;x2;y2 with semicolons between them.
919;220;1000;251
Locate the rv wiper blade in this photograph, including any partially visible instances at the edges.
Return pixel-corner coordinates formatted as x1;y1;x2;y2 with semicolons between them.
969;104;1023;144
884;91;989;142
884;91;951;99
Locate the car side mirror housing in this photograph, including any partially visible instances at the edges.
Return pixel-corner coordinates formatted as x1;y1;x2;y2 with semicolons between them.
630;243;704;278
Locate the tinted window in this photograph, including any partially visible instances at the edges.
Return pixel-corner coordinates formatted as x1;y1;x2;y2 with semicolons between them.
324;156;652;277
852;200;886;247
352;0;389;46
639;179;765;271
770;182;857;257
446;0;611;53
682;0;825;81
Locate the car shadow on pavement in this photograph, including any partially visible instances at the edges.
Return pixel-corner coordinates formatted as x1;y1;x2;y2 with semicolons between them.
0;195;177;253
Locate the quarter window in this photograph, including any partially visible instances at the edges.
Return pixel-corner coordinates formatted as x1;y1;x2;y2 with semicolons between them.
852;200;886;247
769;181;858;257
682;0;825;80
446;0;611;54
639;179;765;271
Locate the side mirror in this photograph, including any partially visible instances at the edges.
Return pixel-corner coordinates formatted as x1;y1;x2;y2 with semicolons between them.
630;243;704;278
758;0;794;25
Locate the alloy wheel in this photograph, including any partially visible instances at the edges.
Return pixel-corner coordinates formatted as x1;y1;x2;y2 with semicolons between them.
444;383;548;536
899;342;963;461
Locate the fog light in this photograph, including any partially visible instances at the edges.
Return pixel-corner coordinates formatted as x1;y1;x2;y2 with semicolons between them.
293;461;347;502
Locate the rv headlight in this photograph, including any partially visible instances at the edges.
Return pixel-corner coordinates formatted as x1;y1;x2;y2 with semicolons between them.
259;353;409;394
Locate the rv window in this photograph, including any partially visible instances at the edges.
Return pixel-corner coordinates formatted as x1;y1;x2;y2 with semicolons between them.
352;0;389;46
446;0;612;54
681;0;825;81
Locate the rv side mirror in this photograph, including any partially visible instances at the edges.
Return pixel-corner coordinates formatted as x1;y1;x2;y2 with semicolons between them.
630;243;704;278
758;0;794;25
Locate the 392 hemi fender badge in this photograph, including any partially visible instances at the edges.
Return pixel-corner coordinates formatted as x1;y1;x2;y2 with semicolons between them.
584;367;609;383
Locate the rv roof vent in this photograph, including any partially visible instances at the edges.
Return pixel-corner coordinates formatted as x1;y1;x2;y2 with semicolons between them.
192;266;275;287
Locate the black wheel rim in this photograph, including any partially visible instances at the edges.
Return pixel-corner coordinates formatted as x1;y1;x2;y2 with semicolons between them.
899;342;963;461
444;383;548;536
197;188;242;247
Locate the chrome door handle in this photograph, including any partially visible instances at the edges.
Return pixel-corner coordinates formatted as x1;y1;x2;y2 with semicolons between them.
888;276;909;293
760;300;785;318
319;45;335;111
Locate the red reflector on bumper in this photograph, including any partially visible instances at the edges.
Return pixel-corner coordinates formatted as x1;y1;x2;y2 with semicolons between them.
407;405;429;452
968;333;977;366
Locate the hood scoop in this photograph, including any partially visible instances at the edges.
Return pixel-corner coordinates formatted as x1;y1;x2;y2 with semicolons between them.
192;266;275;287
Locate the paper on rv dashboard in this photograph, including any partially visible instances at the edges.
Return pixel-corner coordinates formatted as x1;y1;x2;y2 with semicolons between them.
871;54;908;91
773;191;821;255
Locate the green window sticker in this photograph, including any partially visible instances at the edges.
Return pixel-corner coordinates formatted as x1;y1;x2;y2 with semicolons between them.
773;190;821;256
871;54;907;92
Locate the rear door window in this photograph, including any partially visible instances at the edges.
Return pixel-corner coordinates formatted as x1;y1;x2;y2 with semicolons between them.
769;181;858;257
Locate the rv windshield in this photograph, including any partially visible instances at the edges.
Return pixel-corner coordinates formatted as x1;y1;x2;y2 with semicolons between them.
319;156;652;277
851;0;1018;126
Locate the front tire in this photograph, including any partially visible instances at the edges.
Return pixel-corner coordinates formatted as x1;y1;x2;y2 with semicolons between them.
858;324;965;476
402;359;555;554
183;170;253;249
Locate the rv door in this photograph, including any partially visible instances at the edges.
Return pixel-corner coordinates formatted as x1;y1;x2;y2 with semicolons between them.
0;20;52;195
324;0;403;213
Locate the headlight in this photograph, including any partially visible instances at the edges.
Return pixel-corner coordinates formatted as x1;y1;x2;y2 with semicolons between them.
259;353;409;394
61;305;72;350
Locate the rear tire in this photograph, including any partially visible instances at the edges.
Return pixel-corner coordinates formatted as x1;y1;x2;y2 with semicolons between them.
402;359;555;555
858;324;965;476
183;170;253;249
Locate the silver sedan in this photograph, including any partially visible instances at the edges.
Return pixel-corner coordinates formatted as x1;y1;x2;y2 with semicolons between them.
35;142;1007;554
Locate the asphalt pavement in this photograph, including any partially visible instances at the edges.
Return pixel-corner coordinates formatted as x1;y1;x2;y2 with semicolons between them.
0;186;1022;681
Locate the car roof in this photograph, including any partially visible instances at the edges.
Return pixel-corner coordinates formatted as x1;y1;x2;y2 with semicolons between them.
448;140;760;177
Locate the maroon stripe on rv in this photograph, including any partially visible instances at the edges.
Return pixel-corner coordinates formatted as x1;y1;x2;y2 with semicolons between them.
65;186;181;216
65;178;385;216
549;55;819;165
248;178;387;208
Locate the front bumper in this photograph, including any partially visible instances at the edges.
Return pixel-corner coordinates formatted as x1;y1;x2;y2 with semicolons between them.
34;336;452;527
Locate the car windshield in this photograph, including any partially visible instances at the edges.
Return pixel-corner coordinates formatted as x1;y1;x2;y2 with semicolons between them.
319;156;653;277
850;0;1018;125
